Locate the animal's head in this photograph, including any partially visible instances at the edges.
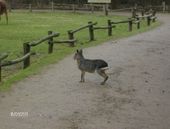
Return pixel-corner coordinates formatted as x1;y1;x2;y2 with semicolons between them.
74;49;83;60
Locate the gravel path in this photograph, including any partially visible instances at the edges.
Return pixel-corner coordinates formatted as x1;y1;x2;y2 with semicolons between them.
0;14;170;129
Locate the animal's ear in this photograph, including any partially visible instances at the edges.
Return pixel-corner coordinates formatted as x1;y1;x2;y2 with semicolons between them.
76;49;79;53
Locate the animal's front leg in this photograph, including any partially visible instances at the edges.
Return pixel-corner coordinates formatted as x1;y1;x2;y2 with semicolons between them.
80;71;85;83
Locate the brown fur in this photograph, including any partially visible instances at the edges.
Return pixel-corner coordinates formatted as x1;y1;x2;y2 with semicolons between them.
0;0;8;24
74;49;109;85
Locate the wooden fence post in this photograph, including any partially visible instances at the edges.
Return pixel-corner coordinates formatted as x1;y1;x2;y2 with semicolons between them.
152;10;156;22
88;21;94;41
141;9;145;20
162;1;166;13
0;61;1;82
103;4;108;16
91;4;94;13
68;30;74;47
128;19;133;32
147;16;151;26
51;1;54;12
29;4;32;12
137;17;140;29
132;8;136;18
72;4;76;13
48;31;54;54
23;42;31;69
108;20;112;36
152;17;156;23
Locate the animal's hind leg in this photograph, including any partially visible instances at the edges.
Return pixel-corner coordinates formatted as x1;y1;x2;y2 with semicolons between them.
97;69;108;85
80;71;85;83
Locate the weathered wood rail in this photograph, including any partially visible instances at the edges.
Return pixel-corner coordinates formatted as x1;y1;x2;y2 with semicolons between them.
0;53;32;82
135;14;156;26
93;20;116;36
132;8;157;26
29;32;60;47
0;53;8;82
53;39;77;44
132;18;141;29
68;21;97;46
23;31;60;69
0;53;8;61
28;31;60;53
23;31;59;68
1;53;32;67
67;20;117;46
110;18;136;32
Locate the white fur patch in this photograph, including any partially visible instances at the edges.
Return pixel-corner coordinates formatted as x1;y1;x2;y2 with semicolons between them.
100;67;109;70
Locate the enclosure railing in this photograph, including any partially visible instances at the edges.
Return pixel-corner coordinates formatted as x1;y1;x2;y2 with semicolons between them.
23;31;60;69
0;53;8;82
67;21;97;46
0;12;157;82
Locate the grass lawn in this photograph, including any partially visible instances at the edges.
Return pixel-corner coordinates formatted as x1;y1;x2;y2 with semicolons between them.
0;10;160;90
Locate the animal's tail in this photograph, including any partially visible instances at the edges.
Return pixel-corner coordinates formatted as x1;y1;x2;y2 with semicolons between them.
100;67;109;71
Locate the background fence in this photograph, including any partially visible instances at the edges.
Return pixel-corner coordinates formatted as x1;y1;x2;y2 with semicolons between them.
8;2;170;13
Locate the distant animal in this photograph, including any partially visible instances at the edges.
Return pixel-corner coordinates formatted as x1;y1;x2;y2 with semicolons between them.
74;49;109;85
0;0;8;24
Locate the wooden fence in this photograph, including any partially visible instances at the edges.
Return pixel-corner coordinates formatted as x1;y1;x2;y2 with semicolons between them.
0;53;8;82
9;2;170;14
0;13;157;82
9;3;105;13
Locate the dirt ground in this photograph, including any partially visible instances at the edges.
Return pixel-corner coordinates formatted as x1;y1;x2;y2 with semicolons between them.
0;14;170;129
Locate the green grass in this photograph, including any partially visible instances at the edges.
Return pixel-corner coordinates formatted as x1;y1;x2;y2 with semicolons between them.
0;11;160;91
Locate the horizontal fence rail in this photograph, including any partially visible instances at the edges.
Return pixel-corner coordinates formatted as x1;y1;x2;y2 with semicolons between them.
0;53;32;67
0;53;32;82
111;19;132;24
53;39;77;44
70;22;97;34
29;32;60;47
110;18;135;32
137;14;152;19
68;21;97;46
0;53;8;61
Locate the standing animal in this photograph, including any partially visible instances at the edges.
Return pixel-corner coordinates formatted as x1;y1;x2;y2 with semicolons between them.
74;49;109;85
0;0;8;24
